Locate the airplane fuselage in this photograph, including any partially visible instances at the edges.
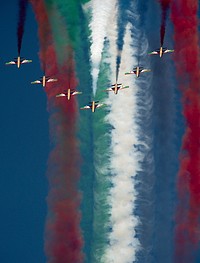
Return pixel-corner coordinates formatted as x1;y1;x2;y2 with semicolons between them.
160;47;163;57
67;89;71;100
114;84;118;94
136;66;140;77
42;76;46;87
17;56;20;68
91;101;95;112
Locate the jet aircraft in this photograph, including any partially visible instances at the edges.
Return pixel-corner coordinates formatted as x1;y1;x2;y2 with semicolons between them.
31;75;57;87
80;101;104;113
125;66;151;77
149;47;174;57
5;56;32;68
103;83;129;94
56;89;82;100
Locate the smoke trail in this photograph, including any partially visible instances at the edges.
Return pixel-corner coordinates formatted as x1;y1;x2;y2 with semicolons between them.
104;23;141;263
51;2;96;262
31;0;50;72
115;1;132;82
30;1;84;262
77;2;118;260
47;0;88;52
158;0;171;46
171;0;200;262
72;3;95;262
116;0;148;82
126;2;157;262
145;1;180;261
52;1;97;262
80;1;118;261
17;0;28;55
89;0;117;95
89;41;112;263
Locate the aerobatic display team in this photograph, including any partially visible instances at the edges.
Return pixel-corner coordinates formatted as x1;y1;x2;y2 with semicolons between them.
3;0;200;262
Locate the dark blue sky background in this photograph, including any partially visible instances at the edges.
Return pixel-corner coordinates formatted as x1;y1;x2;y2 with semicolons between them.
0;2;47;262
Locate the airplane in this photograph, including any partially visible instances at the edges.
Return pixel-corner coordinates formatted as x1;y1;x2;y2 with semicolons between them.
56;89;82;100
5;56;32;68
149;47;174;57
125;66;151;77
103;83;129;94
80;101;104;113
31;75;58;87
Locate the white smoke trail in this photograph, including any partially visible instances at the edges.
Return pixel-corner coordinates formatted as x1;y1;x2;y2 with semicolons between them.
103;23;143;263
89;0;118;95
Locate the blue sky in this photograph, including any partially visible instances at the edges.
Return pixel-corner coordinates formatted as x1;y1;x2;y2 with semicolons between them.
0;2;47;262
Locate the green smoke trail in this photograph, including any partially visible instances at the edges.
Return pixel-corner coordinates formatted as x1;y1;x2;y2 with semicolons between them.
73;4;112;261
73;4;96;262
44;0;73;65
44;1;112;262
90;41;112;263
46;0;90;52
74;12;95;263
44;1;96;262
31;0;85;261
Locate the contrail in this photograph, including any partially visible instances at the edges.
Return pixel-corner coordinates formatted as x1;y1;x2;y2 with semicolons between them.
171;0;200;262
30;1;84;262
104;23;141;263
17;0;28;55
89;0;117;95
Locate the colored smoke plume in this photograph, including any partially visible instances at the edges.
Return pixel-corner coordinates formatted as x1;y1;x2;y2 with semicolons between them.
105;23;140;263
89;0;117;94
30;1;84;262
171;0;200;261
159;0;171;46
17;0;28;55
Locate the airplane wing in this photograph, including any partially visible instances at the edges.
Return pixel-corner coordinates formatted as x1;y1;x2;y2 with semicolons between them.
141;69;151;73
80;105;91;110
111;83;122;86
21;59;32;64
88;101;99;105
148;51;159;55
120;85;129;90
71;91;82;96
56;93;66;97
103;88;113;92
164;49;174;54
46;78;57;83
125;71;135;75
5;61;16;65
96;103;104;108
31;80;42;84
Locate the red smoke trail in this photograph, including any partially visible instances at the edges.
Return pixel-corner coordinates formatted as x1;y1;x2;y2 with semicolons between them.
171;0;200;261
17;0;28;55
30;1;84;262
158;0;171;46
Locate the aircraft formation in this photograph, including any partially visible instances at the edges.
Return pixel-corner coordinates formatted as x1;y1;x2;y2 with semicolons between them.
5;45;174;112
